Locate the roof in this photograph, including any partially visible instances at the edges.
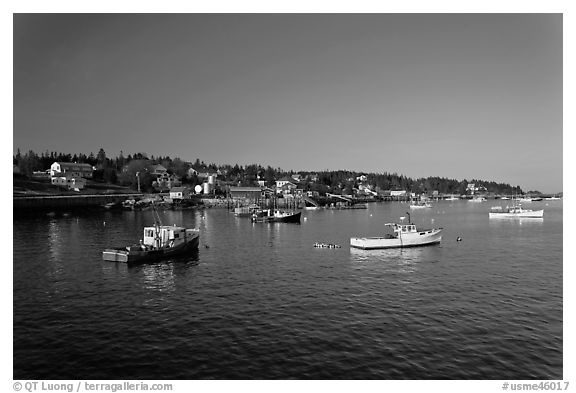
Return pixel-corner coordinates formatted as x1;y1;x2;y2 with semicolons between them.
150;164;168;173
229;186;263;193
53;162;93;169
170;187;188;192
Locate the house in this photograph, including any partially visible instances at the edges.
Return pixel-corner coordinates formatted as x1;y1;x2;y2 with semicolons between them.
169;186;190;200
291;174;302;182
390;190;407;197
278;182;298;195
51;175;86;190
275;178;298;194
149;164;181;191
197;172;218;180
150;164;168;176
356;175;368;182
466;183;486;194
154;173;180;192
188;168;199;177
50;162;93;178
275;178;293;188
228;186;266;201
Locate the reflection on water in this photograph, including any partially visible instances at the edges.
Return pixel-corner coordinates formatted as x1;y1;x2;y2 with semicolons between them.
141;263;176;293
47;219;65;261
349;246;438;274
488;217;544;228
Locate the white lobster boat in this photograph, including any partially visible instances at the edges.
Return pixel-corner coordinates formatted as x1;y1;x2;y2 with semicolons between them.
488;204;544;219
350;214;442;250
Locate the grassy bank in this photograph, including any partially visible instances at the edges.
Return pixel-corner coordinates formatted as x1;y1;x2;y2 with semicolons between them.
13;175;137;197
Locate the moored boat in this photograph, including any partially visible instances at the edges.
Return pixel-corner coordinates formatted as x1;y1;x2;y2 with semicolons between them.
409;200;432;209
488;204;544;219
251;209;301;223
518;197;534;202
102;204;200;263
350;213;442;250
102;225;200;263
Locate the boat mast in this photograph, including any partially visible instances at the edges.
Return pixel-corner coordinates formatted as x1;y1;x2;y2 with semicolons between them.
151;202;164;248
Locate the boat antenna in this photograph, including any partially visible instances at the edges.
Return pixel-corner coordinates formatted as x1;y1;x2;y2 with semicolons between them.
406;212;411;224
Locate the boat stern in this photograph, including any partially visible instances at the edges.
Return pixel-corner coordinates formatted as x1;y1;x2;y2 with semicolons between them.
350;237;366;249
102;249;129;262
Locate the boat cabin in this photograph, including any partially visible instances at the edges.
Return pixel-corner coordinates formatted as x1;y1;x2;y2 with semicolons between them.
387;223;418;234
143;225;188;248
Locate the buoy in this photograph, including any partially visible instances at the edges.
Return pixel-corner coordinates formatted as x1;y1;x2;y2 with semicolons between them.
204;244;209;248
457;237;462;242
103;221;106;226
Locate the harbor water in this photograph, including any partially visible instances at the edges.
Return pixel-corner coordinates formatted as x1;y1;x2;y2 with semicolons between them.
13;200;563;379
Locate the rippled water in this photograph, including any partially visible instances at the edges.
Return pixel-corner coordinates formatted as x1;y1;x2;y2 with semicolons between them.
13;200;563;379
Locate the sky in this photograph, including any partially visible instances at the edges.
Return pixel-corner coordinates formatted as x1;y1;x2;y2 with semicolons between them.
12;13;563;192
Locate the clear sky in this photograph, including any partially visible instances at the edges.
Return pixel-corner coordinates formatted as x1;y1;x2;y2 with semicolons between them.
13;13;563;192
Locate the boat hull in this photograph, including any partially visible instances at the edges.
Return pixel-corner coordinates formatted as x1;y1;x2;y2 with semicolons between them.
350;229;442;250
252;212;301;223
102;235;200;263
489;210;544;219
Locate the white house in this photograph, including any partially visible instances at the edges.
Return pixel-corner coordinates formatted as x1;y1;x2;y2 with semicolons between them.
275;178;297;194
169;186;190;200
50;162;93;178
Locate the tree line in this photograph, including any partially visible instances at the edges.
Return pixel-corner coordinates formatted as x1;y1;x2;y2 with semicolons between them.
13;148;525;195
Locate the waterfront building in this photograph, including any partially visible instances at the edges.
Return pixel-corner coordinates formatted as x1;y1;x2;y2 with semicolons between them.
169;186;190;200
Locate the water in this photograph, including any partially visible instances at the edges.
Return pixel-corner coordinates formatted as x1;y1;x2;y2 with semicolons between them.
13;200;563;379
